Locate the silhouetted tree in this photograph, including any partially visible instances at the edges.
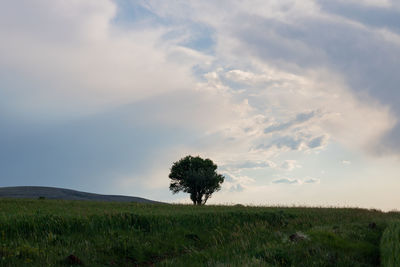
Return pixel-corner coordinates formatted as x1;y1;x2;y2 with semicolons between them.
169;155;224;205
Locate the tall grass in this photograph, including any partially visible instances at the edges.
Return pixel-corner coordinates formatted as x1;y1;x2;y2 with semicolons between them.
381;222;400;267
0;199;399;266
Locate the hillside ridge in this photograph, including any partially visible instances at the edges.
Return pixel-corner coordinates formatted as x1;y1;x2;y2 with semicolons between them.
0;186;159;203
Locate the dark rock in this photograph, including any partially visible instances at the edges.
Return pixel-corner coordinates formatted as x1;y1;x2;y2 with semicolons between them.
289;232;308;242
66;254;84;265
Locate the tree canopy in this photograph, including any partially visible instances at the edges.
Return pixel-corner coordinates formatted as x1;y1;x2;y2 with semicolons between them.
169;155;224;205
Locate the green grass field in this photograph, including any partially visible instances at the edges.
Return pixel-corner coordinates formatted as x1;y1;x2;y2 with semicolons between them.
0;199;399;266
380;222;400;267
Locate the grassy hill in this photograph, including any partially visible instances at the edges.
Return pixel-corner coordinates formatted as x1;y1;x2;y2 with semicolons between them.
0;186;158;203
0;199;399;266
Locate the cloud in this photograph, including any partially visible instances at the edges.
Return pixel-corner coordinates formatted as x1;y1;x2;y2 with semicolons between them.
256;133;328;152
0;95;188;190
146;0;397;156
270;136;304;150
272;177;320;185
304;178;321;184
142;0;400;156
280;160;301;171
264;111;316;134
342;160;352;165
318;0;400;28
229;184;244;192
0;0;210;120
221;160;276;171
308;136;327;148
0;86;251;195
0;0;262;194
272;178;301;185
4;0;392;161
1;0;400;205
222;172;255;193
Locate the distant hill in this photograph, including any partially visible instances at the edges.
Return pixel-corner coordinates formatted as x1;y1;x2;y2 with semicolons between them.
0;186;160;203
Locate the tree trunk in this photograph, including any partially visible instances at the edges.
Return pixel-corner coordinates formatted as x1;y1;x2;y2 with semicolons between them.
191;193;203;205
202;194;210;205
197;193;203;205
190;192;196;205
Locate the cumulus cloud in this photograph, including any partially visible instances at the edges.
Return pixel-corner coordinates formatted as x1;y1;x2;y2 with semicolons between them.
0;0;212;120
142;0;400;155
222;172;255;193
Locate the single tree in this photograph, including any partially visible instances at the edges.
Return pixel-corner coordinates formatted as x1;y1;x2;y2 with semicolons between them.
169;155;224;205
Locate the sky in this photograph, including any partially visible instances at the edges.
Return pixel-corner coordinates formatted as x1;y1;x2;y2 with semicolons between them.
1;0;399;210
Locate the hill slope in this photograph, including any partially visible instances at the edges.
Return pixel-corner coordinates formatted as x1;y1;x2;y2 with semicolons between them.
0;186;159;203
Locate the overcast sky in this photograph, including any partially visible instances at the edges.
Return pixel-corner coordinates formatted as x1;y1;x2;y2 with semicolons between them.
1;0;399;210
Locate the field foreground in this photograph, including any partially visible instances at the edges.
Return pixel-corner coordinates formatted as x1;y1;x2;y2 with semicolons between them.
0;199;399;266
